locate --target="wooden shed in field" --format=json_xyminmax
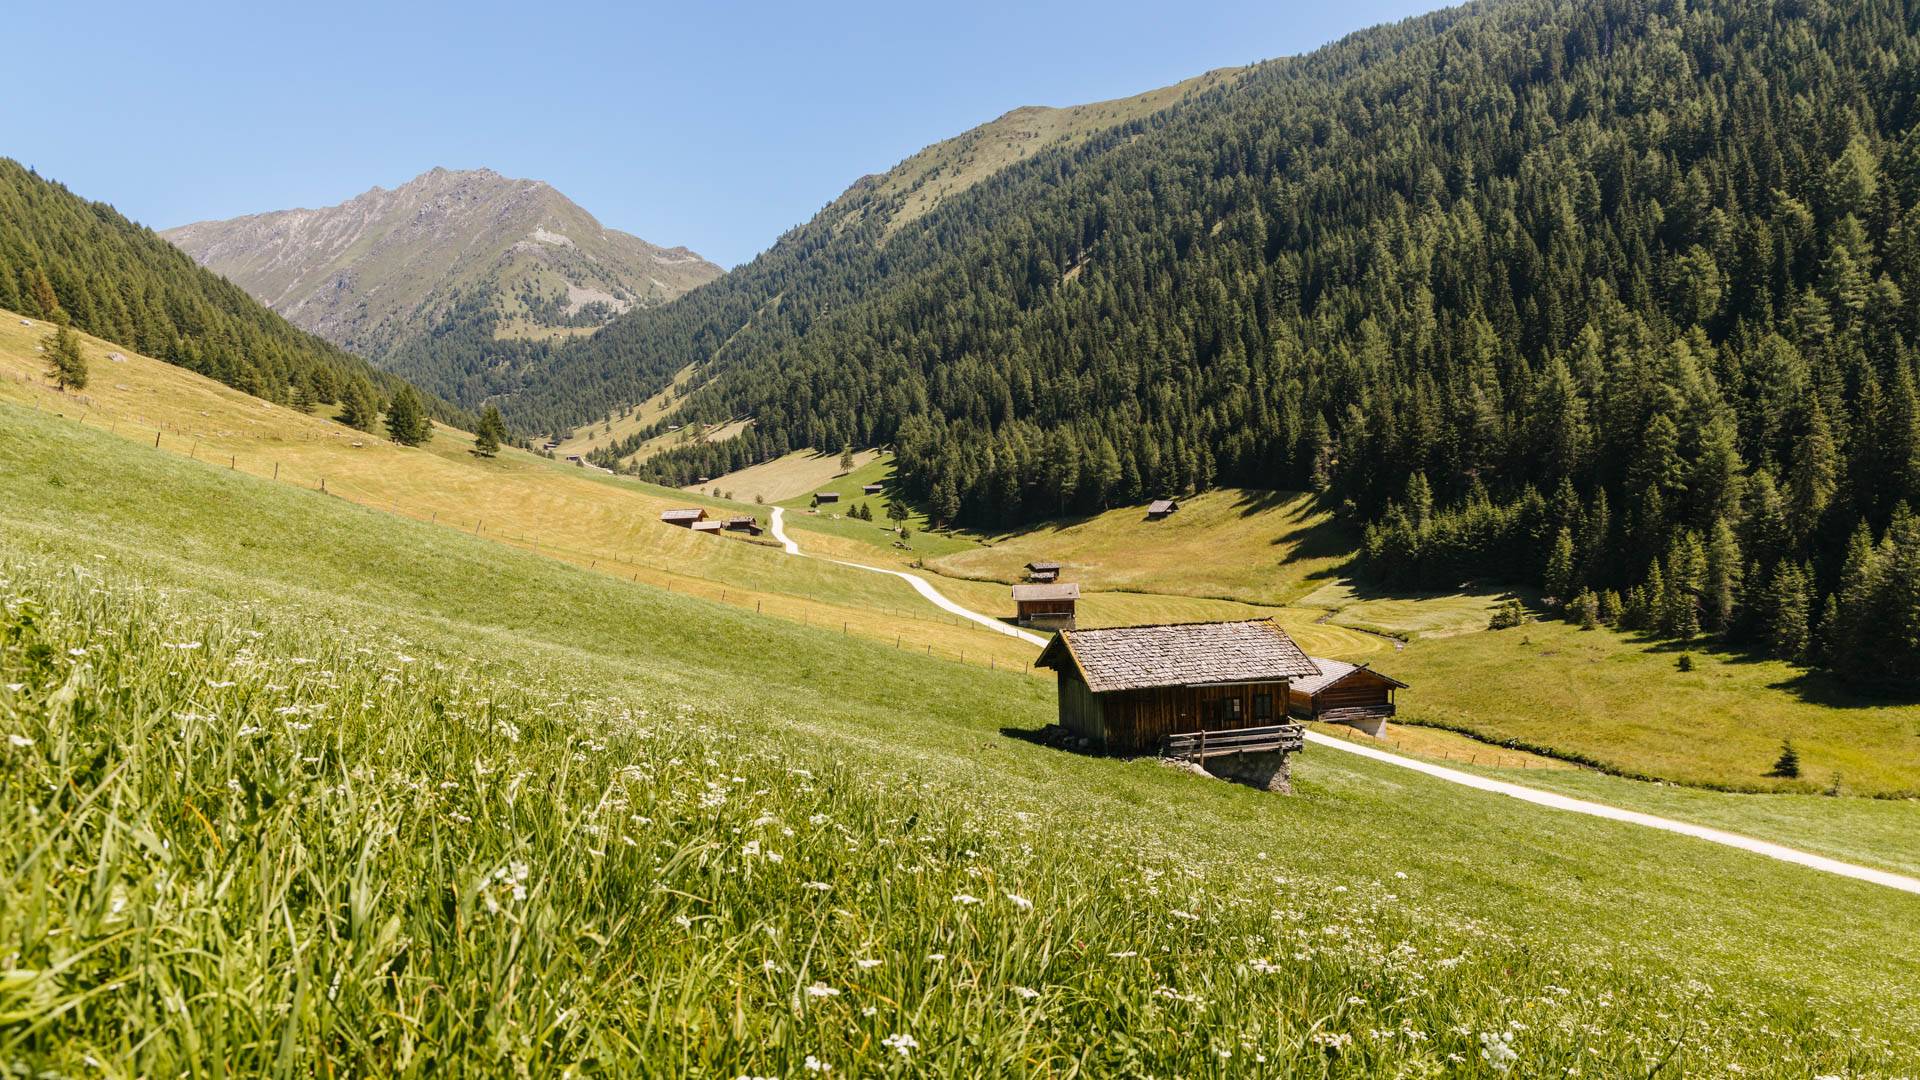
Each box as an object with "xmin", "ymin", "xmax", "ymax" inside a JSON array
[
  {"xmin": 1025, "ymin": 560, "xmax": 1062, "ymax": 583},
  {"xmin": 1036, "ymin": 619, "xmax": 1317, "ymax": 755},
  {"xmin": 863, "ymin": 483, "xmax": 884, "ymax": 495},
  {"xmin": 1012, "ymin": 582, "xmax": 1078, "ymax": 630},
  {"xmin": 690, "ymin": 520, "xmax": 725, "ymax": 534},
  {"xmin": 1147, "ymin": 498, "xmax": 1180, "ymax": 520},
  {"xmin": 814, "ymin": 491, "xmax": 841, "ymax": 504},
  {"xmin": 661, "ymin": 508, "xmax": 707, "ymax": 527},
  {"xmin": 1288, "ymin": 658, "xmax": 1406, "ymax": 736},
  {"xmin": 723, "ymin": 515, "xmax": 763, "ymax": 536}
]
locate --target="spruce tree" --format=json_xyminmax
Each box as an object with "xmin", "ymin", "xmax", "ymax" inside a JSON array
[
  {"xmin": 385, "ymin": 386, "xmax": 432, "ymax": 446},
  {"xmin": 1543, "ymin": 527, "xmax": 1578, "ymax": 604},
  {"xmin": 338, "ymin": 378, "xmax": 381, "ymax": 432},
  {"xmin": 839, "ymin": 443, "xmax": 856, "ymax": 471},
  {"xmin": 1702, "ymin": 519, "xmax": 1742, "ymax": 635},
  {"xmin": 473, "ymin": 405, "xmax": 507, "ymax": 457},
  {"xmin": 42, "ymin": 325, "xmax": 88, "ymax": 391}
]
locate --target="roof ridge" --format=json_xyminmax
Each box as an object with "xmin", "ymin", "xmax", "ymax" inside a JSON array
[{"xmin": 1065, "ymin": 617, "xmax": 1274, "ymax": 634}]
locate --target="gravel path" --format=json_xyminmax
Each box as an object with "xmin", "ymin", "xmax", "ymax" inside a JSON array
[{"xmin": 765, "ymin": 506, "xmax": 1920, "ymax": 894}]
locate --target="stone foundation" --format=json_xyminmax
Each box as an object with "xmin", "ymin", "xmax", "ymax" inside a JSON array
[{"xmin": 1200, "ymin": 750, "xmax": 1293, "ymax": 794}]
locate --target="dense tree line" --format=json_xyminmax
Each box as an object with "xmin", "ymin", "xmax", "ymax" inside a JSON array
[
  {"xmin": 0, "ymin": 159, "xmax": 468, "ymax": 428},
  {"xmin": 534, "ymin": 0, "xmax": 1920, "ymax": 684}
]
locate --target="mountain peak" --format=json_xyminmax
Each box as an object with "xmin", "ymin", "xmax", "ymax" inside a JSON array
[{"xmin": 161, "ymin": 172, "xmax": 722, "ymax": 383}]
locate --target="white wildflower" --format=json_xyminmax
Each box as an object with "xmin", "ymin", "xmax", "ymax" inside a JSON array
[
  {"xmin": 1012, "ymin": 986, "xmax": 1040, "ymax": 1000},
  {"xmin": 855, "ymin": 958, "xmax": 882, "ymax": 969},
  {"xmin": 7, "ymin": 734, "xmax": 33, "ymax": 748},
  {"xmin": 952, "ymin": 893, "xmax": 981, "ymax": 906},
  {"xmin": 804, "ymin": 983, "xmax": 840, "ymax": 998},
  {"xmin": 802, "ymin": 881, "xmax": 831, "ymax": 892},
  {"xmin": 803, "ymin": 1056, "xmax": 830, "ymax": 1074},
  {"xmin": 1005, "ymin": 893, "xmax": 1033, "ymax": 911},
  {"xmin": 1480, "ymin": 1031, "xmax": 1518, "ymax": 1073},
  {"xmin": 881, "ymin": 1033, "xmax": 917, "ymax": 1058}
]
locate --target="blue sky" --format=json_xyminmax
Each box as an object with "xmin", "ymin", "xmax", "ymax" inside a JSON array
[{"xmin": 7, "ymin": 0, "xmax": 1442, "ymax": 267}]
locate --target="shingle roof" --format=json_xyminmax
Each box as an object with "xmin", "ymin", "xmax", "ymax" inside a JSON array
[
  {"xmin": 1013, "ymin": 583, "xmax": 1080, "ymax": 602},
  {"xmin": 1026, "ymin": 560, "xmax": 1063, "ymax": 572},
  {"xmin": 1039, "ymin": 619, "xmax": 1317, "ymax": 692},
  {"xmin": 1147, "ymin": 499, "xmax": 1179, "ymax": 514},
  {"xmin": 1292, "ymin": 657, "xmax": 1409, "ymax": 695},
  {"xmin": 660, "ymin": 508, "xmax": 706, "ymax": 522},
  {"xmin": 690, "ymin": 520, "xmax": 725, "ymax": 532}
]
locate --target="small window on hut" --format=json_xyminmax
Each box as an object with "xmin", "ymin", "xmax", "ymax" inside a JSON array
[
  {"xmin": 1224, "ymin": 697, "xmax": 1244, "ymax": 721},
  {"xmin": 1253, "ymin": 693, "xmax": 1272, "ymax": 720}
]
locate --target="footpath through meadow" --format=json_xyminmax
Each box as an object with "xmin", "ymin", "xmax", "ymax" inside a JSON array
[{"xmin": 766, "ymin": 506, "xmax": 1920, "ymax": 894}]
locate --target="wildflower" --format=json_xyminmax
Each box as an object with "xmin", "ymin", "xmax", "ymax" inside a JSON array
[
  {"xmin": 3, "ymin": 683, "xmax": 22, "ymax": 693},
  {"xmin": 1108, "ymin": 950, "xmax": 1138, "ymax": 959},
  {"xmin": 881, "ymin": 1033, "xmax": 917, "ymax": 1059},
  {"xmin": 67, "ymin": 647, "xmax": 87, "ymax": 657},
  {"xmin": 7, "ymin": 734, "xmax": 33, "ymax": 748},
  {"xmin": 1312, "ymin": 1032, "xmax": 1352, "ymax": 1051},
  {"xmin": 803, "ymin": 1056, "xmax": 831, "ymax": 1074},
  {"xmin": 926, "ymin": 953, "xmax": 946, "ymax": 962},
  {"xmin": 802, "ymin": 881, "xmax": 832, "ymax": 892},
  {"xmin": 952, "ymin": 893, "xmax": 981, "ymax": 906},
  {"xmin": 1005, "ymin": 893, "xmax": 1033, "ymax": 911},
  {"xmin": 1012, "ymin": 986, "xmax": 1040, "ymax": 1000},
  {"xmin": 1480, "ymin": 1031, "xmax": 1518, "ymax": 1073},
  {"xmin": 742, "ymin": 840, "xmax": 762, "ymax": 858},
  {"xmin": 206, "ymin": 680, "xmax": 236, "ymax": 689},
  {"xmin": 855, "ymin": 958, "xmax": 882, "ymax": 969},
  {"xmin": 804, "ymin": 983, "xmax": 840, "ymax": 998},
  {"xmin": 161, "ymin": 641, "xmax": 200, "ymax": 650}
]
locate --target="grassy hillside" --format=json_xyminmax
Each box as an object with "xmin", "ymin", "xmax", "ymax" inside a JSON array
[
  {"xmin": 5, "ymin": 399, "xmax": 1920, "ymax": 1073},
  {"xmin": 1390, "ymin": 616, "xmax": 1920, "ymax": 797},
  {"xmin": 929, "ymin": 489, "xmax": 1354, "ymax": 605},
  {"xmin": 0, "ymin": 310, "xmax": 1036, "ymax": 673}
]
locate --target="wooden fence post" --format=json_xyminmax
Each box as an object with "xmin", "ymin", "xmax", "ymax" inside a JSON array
[{"xmin": 273, "ymin": 462, "xmax": 280, "ymax": 480}]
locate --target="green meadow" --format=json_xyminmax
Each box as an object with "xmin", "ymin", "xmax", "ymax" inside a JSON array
[{"xmin": 4, "ymin": 401, "xmax": 1920, "ymax": 1075}]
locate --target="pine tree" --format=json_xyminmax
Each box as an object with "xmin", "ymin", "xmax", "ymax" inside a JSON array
[
  {"xmin": 1702, "ymin": 519, "xmax": 1742, "ymax": 635},
  {"xmin": 385, "ymin": 385, "xmax": 432, "ymax": 447},
  {"xmin": 338, "ymin": 377, "xmax": 381, "ymax": 432},
  {"xmin": 839, "ymin": 443, "xmax": 856, "ymax": 471},
  {"xmin": 1767, "ymin": 561, "xmax": 1812, "ymax": 661},
  {"xmin": 1543, "ymin": 527, "xmax": 1578, "ymax": 604},
  {"xmin": 1785, "ymin": 399, "xmax": 1837, "ymax": 535},
  {"xmin": 42, "ymin": 325, "xmax": 88, "ymax": 391},
  {"xmin": 473, "ymin": 405, "xmax": 507, "ymax": 457}
]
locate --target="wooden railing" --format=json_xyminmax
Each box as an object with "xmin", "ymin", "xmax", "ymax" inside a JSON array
[
  {"xmin": 1318, "ymin": 705, "xmax": 1395, "ymax": 724},
  {"xmin": 1163, "ymin": 723, "xmax": 1305, "ymax": 762}
]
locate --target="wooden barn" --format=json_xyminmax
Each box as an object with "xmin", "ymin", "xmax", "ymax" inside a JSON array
[
  {"xmin": 863, "ymin": 483, "xmax": 884, "ymax": 495},
  {"xmin": 1012, "ymin": 582, "xmax": 1078, "ymax": 630},
  {"xmin": 814, "ymin": 491, "xmax": 841, "ymax": 504},
  {"xmin": 1147, "ymin": 498, "xmax": 1180, "ymax": 520},
  {"xmin": 690, "ymin": 520, "xmax": 725, "ymax": 534},
  {"xmin": 1025, "ymin": 560, "xmax": 1062, "ymax": 583},
  {"xmin": 660, "ymin": 508, "xmax": 707, "ymax": 527},
  {"xmin": 1036, "ymin": 619, "xmax": 1318, "ymax": 755},
  {"xmin": 1288, "ymin": 658, "xmax": 1406, "ymax": 736},
  {"xmin": 723, "ymin": 515, "xmax": 763, "ymax": 536}
]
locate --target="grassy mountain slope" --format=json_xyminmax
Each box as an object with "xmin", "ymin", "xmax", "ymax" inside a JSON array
[
  {"xmin": 502, "ymin": 69, "xmax": 1250, "ymax": 439},
  {"xmin": 164, "ymin": 168, "xmax": 721, "ymax": 407},
  {"xmin": 4, "ymin": 398, "xmax": 1919, "ymax": 1073},
  {"xmin": 0, "ymin": 158, "xmax": 456, "ymax": 422}
]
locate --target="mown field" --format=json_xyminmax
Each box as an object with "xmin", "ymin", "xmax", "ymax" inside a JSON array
[{"xmin": 4, "ymin": 395, "xmax": 1920, "ymax": 1074}]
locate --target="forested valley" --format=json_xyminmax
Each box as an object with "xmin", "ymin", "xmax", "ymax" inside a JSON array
[{"xmin": 515, "ymin": 0, "xmax": 1920, "ymax": 686}]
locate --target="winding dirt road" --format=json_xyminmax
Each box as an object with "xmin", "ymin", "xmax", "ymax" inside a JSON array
[{"xmin": 765, "ymin": 507, "xmax": 1920, "ymax": 895}]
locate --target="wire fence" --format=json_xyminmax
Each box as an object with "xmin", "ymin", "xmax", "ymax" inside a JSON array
[{"xmin": 6, "ymin": 381, "xmax": 1046, "ymax": 679}]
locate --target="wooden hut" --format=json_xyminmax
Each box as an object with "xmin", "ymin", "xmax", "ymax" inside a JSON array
[
  {"xmin": 1025, "ymin": 560, "xmax": 1062, "ymax": 583},
  {"xmin": 1012, "ymin": 582, "xmax": 1079, "ymax": 630},
  {"xmin": 660, "ymin": 508, "xmax": 707, "ymax": 527},
  {"xmin": 690, "ymin": 520, "xmax": 725, "ymax": 534},
  {"xmin": 1287, "ymin": 658, "xmax": 1406, "ymax": 736},
  {"xmin": 1147, "ymin": 498, "xmax": 1180, "ymax": 520},
  {"xmin": 863, "ymin": 483, "xmax": 885, "ymax": 495},
  {"xmin": 723, "ymin": 515, "xmax": 763, "ymax": 536},
  {"xmin": 814, "ymin": 491, "xmax": 841, "ymax": 504},
  {"xmin": 1035, "ymin": 620, "xmax": 1317, "ymax": 754}
]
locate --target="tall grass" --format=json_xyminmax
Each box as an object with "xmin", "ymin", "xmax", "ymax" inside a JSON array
[{"xmin": 2, "ymin": 558, "xmax": 1908, "ymax": 1076}]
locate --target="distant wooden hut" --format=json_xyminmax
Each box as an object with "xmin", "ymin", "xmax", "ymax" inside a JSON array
[
  {"xmin": 1012, "ymin": 582, "xmax": 1079, "ymax": 630},
  {"xmin": 814, "ymin": 491, "xmax": 841, "ymax": 504},
  {"xmin": 1035, "ymin": 619, "xmax": 1317, "ymax": 754},
  {"xmin": 723, "ymin": 515, "xmax": 764, "ymax": 536},
  {"xmin": 1025, "ymin": 560, "xmax": 1062, "ymax": 583},
  {"xmin": 1288, "ymin": 658, "xmax": 1406, "ymax": 736},
  {"xmin": 690, "ymin": 520, "xmax": 725, "ymax": 534},
  {"xmin": 1147, "ymin": 498, "xmax": 1180, "ymax": 519},
  {"xmin": 863, "ymin": 483, "xmax": 884, "ymax": 495},
  {"xmin": 660, "ymin": 508, "xmax": 707, "ymax": 527}
]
